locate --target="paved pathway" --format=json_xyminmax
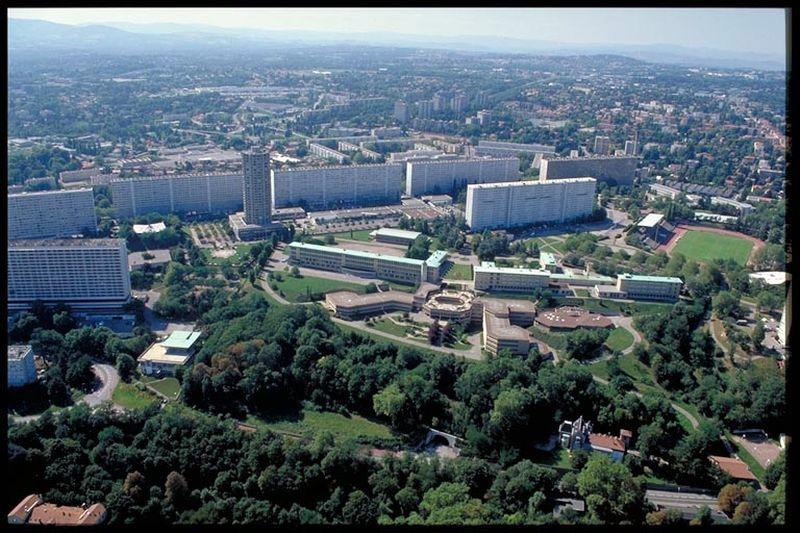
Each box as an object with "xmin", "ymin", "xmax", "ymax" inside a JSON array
[
  {"xmin": 257, "ymin": 277, "xmax": 484, "ymax": 361},
  {"xmin": 615, "ymin": 316, "xmax": 644, "ymax": 354},
  {"xmin": 9, "ymin": 364, "xmax": 124, "ymax": 424},
  {"xmin": 592, "ymin": 375, "xmax": 699, "ymax": 430}
]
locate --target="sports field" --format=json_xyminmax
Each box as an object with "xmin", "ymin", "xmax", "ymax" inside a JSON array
[{"xmin": 672, "ymin": 230, "xmax": 753, "ymax": 265}]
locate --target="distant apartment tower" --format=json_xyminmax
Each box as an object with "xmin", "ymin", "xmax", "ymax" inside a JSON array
[
  {"xmin": 110, "ymin": 172, "xmax": 243, "ymax": 219},
  {"xmin": 416, "ymin": 100, "xmax": 433, "ymax": 119},
  {"xmin": 8, "ymin": 238, "xmax": 131, "ymax": 310},
  {"xmin": 594, "ymin": 136, "xmax": 611, "ymax": 155},
  {"xmin": 8, "ymin": 345, "xmax": 37, "ymax": 388},
  {"xmin": 394, "ymin": 101, "xmax": 409, "ymax": 123},
  {"xmin": 271, "ymin": 163, "xmax": 404, "ymax": 210},
  {"xmin": 465, "ymin": 178, "xmax": 597, "ymax": 231},
  {"xmin": 7, "ymin": 188, "xmax": 96, "ymax": 240},
  {"xmin": 308, "ymin": 143, "xmax": 349, "ymax": 164},
  {"xmin": 451, "ymin": 94, "xmax": 468, "ymax": 113},
  {"xmin": 405, "ymin": 157, "xmax": 520, "ymax": 197},
  {"xmin": 432, "ymin": 93, "xmax": 448, "ymax": 112},
  {"xmin": 540, "ymin": 155, "xmax": 638, "ymax": 187},
  {"xmin": 624, "ymin": 139, "xmax": 638, "ymax": 156}
]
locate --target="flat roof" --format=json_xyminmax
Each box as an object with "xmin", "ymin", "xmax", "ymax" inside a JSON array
[
  {"xmin": 132, "ymin": 222, "xmax": 167, "ymax": 234},
  {"xmin": 637, "ymin": 213, "xmax": 665, "ymax": 228},
  {"xmin": 369, "ymin": 227, "xmax": 421, "ymax": 240},
  {"xmin": 8, "ymin": 345, "xmax": 32, "ymax": 361},
  {"xmin": 475, "ymin": 261, "xmax": 551, "ymax": 277},
  {"xmin": 288, "ymin": 241, "xmax": 425, "ymax": 266},
  {"xmin": 159, "ymin": 330, "xmax": 201, "ymax": 349},
  {"xmin": 619, "ymin": 273, "xmax": 683, "ymax": 283},
  {"xmin": 138, "ymin": 343, "xmax": 193, "ymax": 365},
  {"xmin": 8, "ymin": 187, "xmax": 93, "ymax": 198},
  {"xmin": 468, "ymin": 177, "xmax": 595, "ymax": 190},
  {"xmin": 9, "ymin": 238, "xmax": 124, "ymax": 248},
  {"xmin": 550, "ymin": 272, "xmax": 615, "ymax": 283},
  {"xmin": 425, "ymin": 250, "xmax": 449, "ymax": 268},
  {"xmin": 749, "ymin": 271, "xmax": 790, "ymax": 285},
  {"xmin": 128, "ymin": 249, "xmax": 172, "ymax": 267},
  {"xmin": 326, "ymin": 290, "xmax": 414, "ymax": 308}
]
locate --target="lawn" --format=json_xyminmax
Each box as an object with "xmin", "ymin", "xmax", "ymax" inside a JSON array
[
  {"xmin": 272, "ymin": 274, "xmax": 367, "ymax": 302},
  {"xmin": 146, "ymin": 377, "xmax": 181, "ymax": 400},
  {"xmin": 444, "ymin": 263, "xmax": 473, "ymax": 281},
  {"xmin": 528, "ymin": 326, "xmax": 567, "ymax": 351},
  {"xmin": 673, "ymin": 230, "xmax": 754, "ymax": 266},
  {"xmin": 553, "ymin": 297, "xmax": 674, "ymax": 317},
  {"xmin": 112, "ymin": 382, "xmax": 159, "ymax": 410},
  {"xmin": 588, "ymin": 352, "xmax": 654, "ymax": 387},
  {"xmin": 370, "ymin": 318, "xmax": 415, "ymax": 337},
  {"xmin": 727, "ymin": 433, "xmax": 766, "ymax": 481},
  {"xmin": 335, "ymin": 322, "xmax": 447, "ymax": 359},
  {"xmin": 247, "ymin": 408, "xmax": 394, "ymax": 441},
  {"xmin": 604, "ymin": 327, "xmax": 635, "ymax": 352}
]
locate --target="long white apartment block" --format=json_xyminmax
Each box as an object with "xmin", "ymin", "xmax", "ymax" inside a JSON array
[
  {"xmin": 8, "ymin": 188, "xmax": 97, "ymax": 240},
  {"xmin": 465, "ymin": 177, "xmax": 596, "ymax": 231},
  {"xmin": 540, "ymin": 155, "xmax": 638, "ymax": 187},
  {"xmin": 308, "ymin": 143, "xmax": 349, "ymax": 164},
  {"xmin": 110, "ymin": 172, "xmax": 243, "ymax": 219},
  {"xmin": 405, "ymin": 157, "xmax": 520, "ymax": 197},
  {"xmin": 271, "ymin": 163, "xmax": 403, "ymax": 210},
  {"xmin": 475, "ymin": 140, "xmax": 556, "ymax": 158},
  {"xmin": 473, "ymin": 262, "xmax": 552, "ymax": 292},
  {"xmin": 287, "ymin": 242, "xmax": 447, "ymax": 285},
  {"xmin": 8, "ymin": 238, "xmax": 131, "ymax": 310}
]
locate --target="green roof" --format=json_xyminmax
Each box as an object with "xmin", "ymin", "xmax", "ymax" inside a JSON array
[
  {"xmin": 425, "ymin": 250, "xmax": 449, "ymax": 268},
  {"xmin": 160, "ymin": 330, "xmax": 201, "ymax": 349},
  {"xmin": 619, "ymin": 273, "xmax": 683, "ymax": 283}
]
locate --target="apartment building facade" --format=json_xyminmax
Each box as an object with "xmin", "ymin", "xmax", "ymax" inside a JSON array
[
  {"xmin": 8, "ymin": 188, "xmax": 97, "ymax": 240},
  {"xmin": 405, "ymin": 157, "xmax": 520, "ymax": 197}
]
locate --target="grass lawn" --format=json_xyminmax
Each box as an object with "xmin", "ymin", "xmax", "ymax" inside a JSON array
[
  {"xmin": 370, "ymin": 318, "xmax": 414, "ymax": 337},
  {"xmin": 727, "ymin": 433, "xmax": 766, "ymax": 481},
  {"xmin": 323, "ymin": 229, "xmax": 375, "ymax": 242},
  {"xmin": 247, "ymin": 408, "xmax": 394, "ymax": 441},
  {"xmin": 112, "ymin": 382, "xmax": 159, "ymax": 410},
  {"xmin": 444, "ymin": 262, "xmax": 473, "ymax": 281},
  {"xmin": 146, "ymin": 377, "xmax": 181, "ymax": 400},
  {"xmin": 336, "ymin": 322, "xmax": 448, "ymax": 359},
  {"xmin": 272, "ymin": 274, "xmax": 367, "ymax": 302},
  {"xmin": 604, "ymin": 327, "xmax": 635, "ymax": 352},
  {"xmin": 573, "ymin": 288, "xmax": 591, "ymax": 297},
  {"xmin": 530, "ymin": 447, "xmax": 573, "ymax": 469},
  {"xmin": 528, "ymin": 326, "xmax": 567, "ymax": 351},
  {"xmin": 384, "ymin": 281, "xmax": 417, "ymax": 292},
  {"xmin": 589, "ymin": 353, "xmax": 654, "ymax": 386},
  {"xmin": 553, "ymin": 297, "xmax": 674, "ymax": 317},
  {"xmin": 673, "ymin": 230, "xmax": 753, "ymax": 266}
]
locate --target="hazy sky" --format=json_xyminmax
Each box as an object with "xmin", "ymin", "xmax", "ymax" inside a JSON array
[{"xmin": 9, "ymin": 8, "xmax": 787, "ymax": 56}]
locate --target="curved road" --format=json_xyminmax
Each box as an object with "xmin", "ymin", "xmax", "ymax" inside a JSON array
[
  {"xmin": 9, "ymin": 364, "xmax": 122, "ymax": 424},
  {"xmin": 257, "ymin": 277, "xmax": 484, "ymax": 360},
  {"xmin": 592, "ymin": 375, "xmax": 699, "ymax": 430}
]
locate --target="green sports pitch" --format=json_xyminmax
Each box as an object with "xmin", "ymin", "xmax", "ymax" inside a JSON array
[{"xmin": 672, "ymin": 230, "xmax": 753, "ymax": 265}]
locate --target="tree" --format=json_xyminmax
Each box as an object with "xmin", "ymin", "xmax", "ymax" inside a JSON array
[
  {"xmin": 164, "ymin": 471, "xmax": 188, "ymax": 507},
  {"xmin": 117, "ymin": 354, "xmax": 137, "ymax": 382},
  {"xmin": 341, "ymin": 490, "xmax": 379, "ymax": 524},
  {"xmin": 689, "ymin": 505, "xmax": 713, "ymax": 526},
  {"xmin": 750, "ymin": 321, "xmax": 765, "ymax": 351},
  {"xmin": 646, "ymin": 508, "xmax": 684, "ymax": 525},
  {"xmin": 712, "ymin": 291, "xmax": 742, "ymax": 319},
  {"xmin": 763, "ymin": 452, "xmax": 784, "ymax": 490},
  {"xmin": 124, "ymin": 471, "xmax": 148, "ymax": 504},
  {"xmin": 718, "ymin": 483, "xmax": 752, "ymax": 516},
  {"xmin": 577, "ymin": 454, "xmax": 645, "ymax": 524}
]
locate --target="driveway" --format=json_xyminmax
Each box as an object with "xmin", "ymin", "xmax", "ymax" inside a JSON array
[
  {"xmin": 83, "ymin": 364, "xmax": 120, "ymax": 407},
  {"xmin": 731, "ymin": 433, "xmax": 782, "ymax": 469}
]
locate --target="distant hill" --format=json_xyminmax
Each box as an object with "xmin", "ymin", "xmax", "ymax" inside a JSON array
[{"xmin": 8, "ymin": 18, "xmax": 785, "ymax": 71}]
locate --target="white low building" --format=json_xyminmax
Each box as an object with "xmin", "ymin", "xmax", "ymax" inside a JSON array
[{"xmin": 138, "ymin": 330, "xmax": 201, "ymax": 376}]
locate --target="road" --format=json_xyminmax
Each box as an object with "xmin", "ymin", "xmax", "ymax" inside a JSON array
[
  {"xmin": 83, "ymin": 364, "xmax": 120, "ymax": 407},
  {"xmin": 9, "ymin": 363, "xmax": 123, "ymax": 424},
  {"xmin": 257, "ymin": 276, "xmax": 484, "ymax": 361},
  {"xmin": 592, "ymin": 375, "xmax": 699, "ymax": 430},
  {"xmin": 645, "ymin": 489, "xmax": 728, "ymax": 523}
]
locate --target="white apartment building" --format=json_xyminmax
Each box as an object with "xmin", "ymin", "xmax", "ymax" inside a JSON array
[
  {"xmin": 615, "ymin": 274, "xmax": 683, "ymax": 301},
  {"xmin": 308, "ymin": 143, "xmax": 350, "ymax": 164},
  {"xmin": 473, "ymin": 261, "xmax": 551, "ymax": 292},
  {"xmin": 710, "ymin": 196, "xmax": 755, "ymax": 215},
  {"xmin": 110, "ymin": 172, "xmax": 243, "ymax": 219},
  {"xmin": 465, "ymin": 177, "xmax": 596, "ymax": 231},
  {"xmin": 287, "ymin": 242, "xmax": 447, "ymax": 285},
  {"xmin": 474, "ymin": 140, "xmax": 556, "ymax": 158},
  {"xmin": 405, "ymin": 157, "xmax": 520, "ymax": 197},
  {"xmin": 8, "ymin": 238, "xmax": 131, "ymax": 310},
  {"xmin": 8, "ymin": 345, "xmax": 37, "ymax": 388},
  {"xmin": 271, "ymin": 163, "xmax": 403, "ymax": 210},
  {"xmin": 540, "ymin": 155, "xmax": 638, "ymax": 187},
  {"xmin": 648, "ymin": 183, "xmax": 683, "ymax": 200},
  {"xmin": 8, "ymin": 188, "xmax": 97, "ymax": 240}
]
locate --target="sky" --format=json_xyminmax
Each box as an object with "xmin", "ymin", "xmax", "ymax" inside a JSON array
[{"xmin": 8, "ymin": 8, "xmax": 787, "ymax": 57}]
